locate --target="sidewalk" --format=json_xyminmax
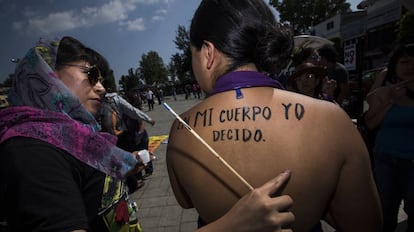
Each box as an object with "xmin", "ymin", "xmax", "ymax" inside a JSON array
[
  {"xmin": 130, "ymin": 95, "xmax": 201, "ymax": 232},
  {"xmin": 129, "ymin": 94, "xmax": 407, "ymax": 232}
]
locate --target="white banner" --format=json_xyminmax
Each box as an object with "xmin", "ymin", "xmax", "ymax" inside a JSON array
[{"xmin": 344, "ymin": 44, "xmax": 357, "ymax": 71}]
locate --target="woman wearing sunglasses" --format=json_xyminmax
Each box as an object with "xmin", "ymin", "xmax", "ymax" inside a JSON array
[
  {"xmin": 0, "ymin": 36, "xmax": 294, "ymax": 232},
  {"xmin": 288, "ymin": 62, "xmax": 337, "ymax": 103}
]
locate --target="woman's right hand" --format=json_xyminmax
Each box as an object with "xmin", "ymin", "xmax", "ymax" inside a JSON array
[
  {"xmin": 125, "ymin": 151, "xmax": 145, "ymax": 177},
  {"xmin": 367, "ymin": 80, "xmax": 409, "ymax": 104},
  {"xmin": 198, "ymin": 170, "xmax": 294, "ymax": 232},
  {"xmin": 364, "ymin": 79, "xmax": 413, "ymax": 129},
  {"xmin": 322, "ymin": 77, "xmax": 337, "ymax": 98}
]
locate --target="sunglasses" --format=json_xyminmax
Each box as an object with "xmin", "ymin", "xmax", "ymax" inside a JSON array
[
  {"xmin": 309, "ymin": 54, "xmax": 321, "ymax": 62},
  {"xmin": 61, "ymin": 63, "xmax": 104, "ymax": 86},
  {"xmin": 296, "ymin": 73, "xmax": 316, "ymax": 81}
]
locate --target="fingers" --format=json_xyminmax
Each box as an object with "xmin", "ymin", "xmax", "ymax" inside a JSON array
[
  {"xmin": 132, "ymin": 151, "xmax": 145, "ymax": 167},
  {"xmin": 278, "ymin": 211, "xmax": 295, "ymax": 228},
  {"xmin": 259, "ymin": 170, "xmax": 291, "ymax": 196},
  {"xmin": 270, "ymin": 208, "xmax": 295, "ymax": 232},
  {"xmin": 273, "ymin": 195, "xmax": 294, "ymax": 212},
  {"xmin": 396, "ymin": 79, "xmax": 414, "ymax": 87}
]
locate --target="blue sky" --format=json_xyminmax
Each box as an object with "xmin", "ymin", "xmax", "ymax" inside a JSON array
[{"xmin": 0, "ymin": 0, "xmax": 361, "ymax": 84}]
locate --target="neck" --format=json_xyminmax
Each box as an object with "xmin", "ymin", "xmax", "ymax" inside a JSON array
[{"xmin": 233, "ymin": 63, "xmax": 258, "ymax": 72}]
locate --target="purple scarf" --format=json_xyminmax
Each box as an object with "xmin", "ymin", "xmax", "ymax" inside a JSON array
[
  {"xmin": 210, "ymin": 71, "xmax": 284, "ymax": 96},
  {"xmin": 0, "ymin": 38, "xmax": 136, "ymax": 179}
]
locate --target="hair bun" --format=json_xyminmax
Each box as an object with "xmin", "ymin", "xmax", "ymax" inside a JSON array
[{"xmin": 255, "ymin": 23, "xmax": 293, "ymax": 74}]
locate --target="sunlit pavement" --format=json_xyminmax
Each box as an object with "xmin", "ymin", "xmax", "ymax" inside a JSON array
[{"xmin": 131, "ymin": 94, "xmax": 202, "ymax": 232}]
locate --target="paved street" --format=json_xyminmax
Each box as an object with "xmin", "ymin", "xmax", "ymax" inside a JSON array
[
  {"xmin": 130, "ymin": 94, "xmax": 201, "ymax": 232},
  {"xmin": 129, "ymin": 94, "xmax": 407, "ymax": 232}
]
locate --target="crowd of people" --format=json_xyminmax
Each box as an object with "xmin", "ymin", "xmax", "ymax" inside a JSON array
[
  {"xmin": 0, "ymin": 34, "xmax": 294, "ymax": 232},
  {"xmin": 0, "ymin": 0, "xmax": 413, "ymax": 231}
]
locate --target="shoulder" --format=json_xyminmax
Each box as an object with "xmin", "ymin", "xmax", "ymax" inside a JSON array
[
  {"xmin": 1, "ymin": 137, "xmax": 64, "ymax": 154},
  {"xmin": 1, "ymin": 137, "xmax": 85, "ymax": 171},
  {"xmin": 335, "ymin": 63, "xmax": 349, "ymax": 74},
  {"xmin": 1, "ymin": 137, "xmax": 104, "ymax": 231},
  {"xmin": 280, "ymin": 90, "xmax": 351, "ymax": 125}
]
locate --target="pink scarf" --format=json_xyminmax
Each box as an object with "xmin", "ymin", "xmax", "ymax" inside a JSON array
[{"xmin": 0, "ymin": 38, "xmax": 137, "ymax": 179}]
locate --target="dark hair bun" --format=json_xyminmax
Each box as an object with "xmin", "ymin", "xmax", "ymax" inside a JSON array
[{"xmin": 255, "ymin": 24, "xmax": 293, "ymax": 74}]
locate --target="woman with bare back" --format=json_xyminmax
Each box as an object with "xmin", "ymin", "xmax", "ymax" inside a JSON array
[{"xmin": 166, "ymin": 0, "xmax": 382, "ymax": 231}]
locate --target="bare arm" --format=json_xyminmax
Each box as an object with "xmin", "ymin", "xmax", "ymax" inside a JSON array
[
  {"xmin": 364, "ymin": 89, "xmax": 394, "ymax": 129},
  {"xmin": 363, "ymin": 68, "xmax": 389, "ymax": 129},
  {"xmin": 196, "ymin": 171, "xmax": 294, "ymax": 232},
  {"xmin": 365, "ymin": 80, "xmax": 411, "ymax": 129}
]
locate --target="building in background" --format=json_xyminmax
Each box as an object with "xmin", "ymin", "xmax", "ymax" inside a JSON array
[{"xmin": 311, "ymin": 0, "xmax": 406, "ymax": 117}]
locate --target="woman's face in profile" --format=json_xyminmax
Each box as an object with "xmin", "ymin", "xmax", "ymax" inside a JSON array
[
  {"xmin": 56, "ymin": 61, "xmax": 106, "ymax": 115},
  {"xmin": 396, "ymin": 55, "xmax": 414, "ymax": 81}
]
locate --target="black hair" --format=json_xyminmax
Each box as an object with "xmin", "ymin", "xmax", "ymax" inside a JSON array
[
  {"xmin": 55, "ymin": 36, "xmax": 110, "ymax": 79},
  {"xmin": 190, "ymin": 0, "xmax": 293, "ymax": 74},
  {"xmin": 292, "ymin": 47, "xmax": 316, "ymax": 67},
  {"xmin": 385, "ymin": 41, "xmax": 414, "ymax": 84},
  {"xmin": 289, "ymin": 64, "xmax": 326, "ymax": 97},
  {"xmin": 318, "ymin": 44, "xmax": 338, "ymax": 63}
]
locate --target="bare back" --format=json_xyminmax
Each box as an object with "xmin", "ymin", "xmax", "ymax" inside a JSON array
[{"xmin": 167, "ymin": 87, "xmax": 381, "ymax": 232}]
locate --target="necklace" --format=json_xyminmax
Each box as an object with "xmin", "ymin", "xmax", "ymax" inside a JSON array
[{"xmin": 210, "ymin": 71, "xmax": 284, "ymax": 99}]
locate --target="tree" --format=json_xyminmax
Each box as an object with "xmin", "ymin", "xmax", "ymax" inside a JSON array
[
  {"xmin": 119, "ymin": 68, "xmax": 141, "ymax": 92},
  {"xmin": 397, "ymin": 11, "xmax": 414, "ymax": 42},
  {"xmin": 169, "ymin": 25, "xmax": 193, "ymax": 82},
  {"xmin": 138, "ymin": 51, "xmax": 168, "ymax": 86},
  {"xmin": 168, "ymin": 53, "xmax": 187, "ymax": 82},
  {"xmin": 269, "ymin": 0, "xmax": 351, "ymax": 35},
  {"xmin": 103, "ymin": 69, "xmax": 117, "ymax": 92},
  {"xmin": 1, "ymin": 74, "xmax": 13, "ymax": 88}
]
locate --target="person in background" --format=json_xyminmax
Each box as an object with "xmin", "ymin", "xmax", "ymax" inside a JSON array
[
  {"xmin": 364, "ymin": 41, "xmax": 414, "ymax": 232},
  {"xmin": 318, "ymin": 44, "xmax": 350, "ymax": 106},
  {"xmin": 0, "ymin": 36, "xmax": 296, "ymax": 232},
  {"xmin": 156, "ymin": 88, "xmax": 163, "ymax": 105},
  {"xmin": 172, "ymin": 86, "xmax": 177, "ymax": 101},
  {"xmin": 146, "ymin": 88, "xmax": 155, "ymax": 110},
  {"xmin": 278, "ymin": 47, "xmax": 321, "ymax": 89},
  {"xmin": 292, "ymin": 47, "xmax": 321, "ymax": 67},
  {"xmin": 287, "ymin": 62, "xmax": 336, "ymax": 103},
  {"xmin": 99, "ymin": 89, "xmax": 155, "ymax": 136},
  {"xmin": 117, "ymin": 116, "xmax": 154, "ymax": 193},
  {"xmin": 166, "ymin": 0, "xmax": 381, "ymax": 231},
  {"xmin": 135, "ymin": 119, "xmax": 155, "ymax": 177}
]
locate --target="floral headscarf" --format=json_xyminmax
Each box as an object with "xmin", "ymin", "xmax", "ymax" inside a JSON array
[{"xmin": 0, "ymin": 38, "xmax": 137, "ymax": 179}]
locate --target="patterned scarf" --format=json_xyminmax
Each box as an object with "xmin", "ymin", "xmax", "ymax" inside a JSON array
[{"xmin": 0, "ymin": 38, "xmax": 136, "ymax": 179}]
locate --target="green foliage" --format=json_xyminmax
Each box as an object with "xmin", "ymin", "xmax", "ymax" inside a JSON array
[
  {"xmin": 175, "ymin": 25, "xmax": 190, "ymax": 51},
  {"xmin": 269, "ymin": 0, "xmax": 350, "ymax": 34},
  {"xmin": 169, "ymin": 53, "xmax": 187, "ymax": 82},
  {"xmin": 1, "ymin": 74, "xmax": 14, "ymax": 88},
  {"xmin": 103, "ymin": 69, "xmax": 117, "ymax": 92},
  {"xmin": 138, "ymin": 51, "xmax": 167, "ymax": 86},
  {"xmin": 119, "ymin": 68, "xmax": 141, "ymax": 92},
  {"xmin": 169, "ymin": 25, "xmax": 193, "ymax": 82},
  {"xmin": 397, "ymin": 11, "xmax": 414, "ymax": 42}
]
